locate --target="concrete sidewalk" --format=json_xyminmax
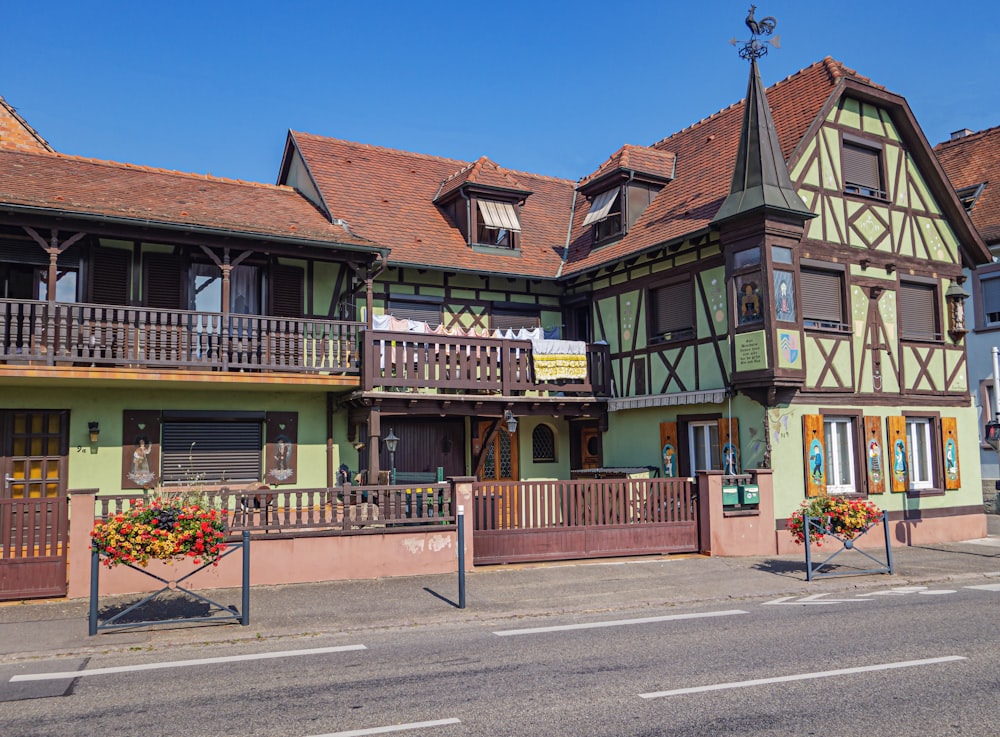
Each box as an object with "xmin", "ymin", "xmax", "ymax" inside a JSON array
[{"xmin": 2, "ymin": 517, "xmax": 999, "ymax": 661}]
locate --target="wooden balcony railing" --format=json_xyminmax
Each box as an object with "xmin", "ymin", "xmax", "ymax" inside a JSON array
[
  {"xmin": 362, "ymin": 330, "xmax": 610, "ymax": 396},
  {"xmin": 0, "ymin": 300, "xmax": 610, "ymax": 396},
  {"xmin": 0, "ymin": 299, "xmax": 361, "ymax": 374}
]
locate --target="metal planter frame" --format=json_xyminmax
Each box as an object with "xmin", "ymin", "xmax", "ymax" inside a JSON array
[
  {"xmin": 89, "ymin": 530, "xmax": 250, "ymax": 635},
  {"xmin": 804, "ymin": 511, "xmax": 895, "ymax": 581}
]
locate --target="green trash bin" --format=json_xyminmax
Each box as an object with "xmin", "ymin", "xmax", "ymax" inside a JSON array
[
  {"xmin": 738, "ymin": 484, "xmax": 760, "ymax": 507},
  {"xmin": 722, "ymin": 485, "xmax": 739, "ymax": 507}
]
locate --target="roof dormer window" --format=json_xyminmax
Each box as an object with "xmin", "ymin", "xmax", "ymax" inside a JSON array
[
  {"xmin": 583, "ymin": 187, "xmax": 623, "ymax": 242},
  {"xmin": 476, "ymin": 199, "xmax": 521, "ymax": 248}
]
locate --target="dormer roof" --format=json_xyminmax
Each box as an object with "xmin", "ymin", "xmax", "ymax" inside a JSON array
[
  {"xmin": 435, "ymin": 156, "xmax": 532, "ymax": 203},
  {"xmin": 578, "ymin": 145, "xmax": 676, "ymax": 193}
]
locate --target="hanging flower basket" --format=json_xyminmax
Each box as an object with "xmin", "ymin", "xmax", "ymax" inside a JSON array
[
  {"xmin": 787, "ymin": 495, "xmax": 882, "ymax": 547},
  {"xmin": 91, "ymin": 497, "xmax": 228, "ymax": 568}
]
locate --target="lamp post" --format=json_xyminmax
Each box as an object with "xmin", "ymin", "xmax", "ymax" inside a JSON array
[{"xmin": 384, "ymin": 428, "xmax": 399, "ymax": 484}]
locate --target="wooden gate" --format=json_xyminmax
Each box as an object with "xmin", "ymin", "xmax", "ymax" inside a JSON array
[
  {"xmin": 472, "ymin": 478, "xmax": 698, "ymax": 565},
  {"xmin": 0, "ymin": 497, "xmax": 69, "ymax": 599}
]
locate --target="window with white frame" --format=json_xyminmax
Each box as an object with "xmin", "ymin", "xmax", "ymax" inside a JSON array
[
  {"xmin": 823, "ymin": 417, "xmax": 856, "ymax": 494},
  {"xmin": 689, "ymin": 421, "xmax": 720, "ymax": 473},
  {"xmin": 906, "ymin": 417, "xmax": 935, "ymax": 490},
  {"xmin": 980, "ymin": 275, "xmax": 1000, "ymax": 327}
]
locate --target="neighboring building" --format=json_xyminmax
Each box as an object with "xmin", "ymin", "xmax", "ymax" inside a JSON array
[
  {"xmin": 0, "ymin": 95, "xmax": 52, "ymax": 153},
  {"xmin": 935, "ymin": 126, "xmax": 1000, "ymax": 509},
  {"xmin": 0, "ymin": 53, "xmax": 989, "ymax": 575}
]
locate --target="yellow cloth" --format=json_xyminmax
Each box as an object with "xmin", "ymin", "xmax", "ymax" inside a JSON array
[{"xmin": 533, "ymin": 354, "xmax": 587, "ymax": 381}]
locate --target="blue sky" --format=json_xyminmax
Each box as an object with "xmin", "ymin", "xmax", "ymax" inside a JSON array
[{"xmin": 4, "ymin": 1, "xmax": 997, "ymax": 184}]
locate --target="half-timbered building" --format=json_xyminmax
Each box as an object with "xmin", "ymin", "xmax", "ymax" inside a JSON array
[{"xmin": 0, "ymin": 52, "xmax": 990, "ymax": 597}]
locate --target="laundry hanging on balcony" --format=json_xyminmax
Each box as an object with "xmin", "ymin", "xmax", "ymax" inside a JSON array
[{"xmin": 529, "ymin": 338, "xmax": 588, "ymax": 381}]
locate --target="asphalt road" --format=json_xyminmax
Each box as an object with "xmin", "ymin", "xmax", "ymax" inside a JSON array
[{"xmin": 3, "ymin": 583, "xmax": 999, "ymax": 736}]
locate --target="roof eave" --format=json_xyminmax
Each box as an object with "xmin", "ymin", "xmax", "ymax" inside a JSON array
[{"xmin": 0, "ymin": 202, "xmax": 388, "ymax": 258}]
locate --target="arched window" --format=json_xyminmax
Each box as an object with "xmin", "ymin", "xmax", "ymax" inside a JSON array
[{"xmin": 532, "ymin": 424, "xmax": 556, "ymax": 463}]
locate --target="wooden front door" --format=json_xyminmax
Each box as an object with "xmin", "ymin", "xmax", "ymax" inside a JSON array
[
  {"xmin": 477, "ymin": 420, "xmax": 518, "ymax": 481},
  {"xmin": 0, "ymin": 410, "xmax": 69, "ymax": 600},
  {"xmin": 579, "ymin": 427, "xmax": 601, "ymax": 469}
]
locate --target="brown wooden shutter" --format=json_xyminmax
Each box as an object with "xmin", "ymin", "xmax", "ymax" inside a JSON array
[
  {"xmin": 490, "ymin": 309, "xmax": 541, "ymax": 331},
  {"xmin": 90, "ymin": 247, "xmax": 131, "ymax": 305},
  {"xmin": 121, "ymin": 410, "xmax": 161, "ymax": 489},
  {"xmin": 143, "ymin": 252, "xmax": 183, "ymax": 310},
  {"xmin": 659, "ymin": 421, "xmax": 678, "ymax": 478},
  {"xmin": 899, "ymin": 283, "xmax": 938, "ymax": 341},
  {"xmin": 941, "ymin": 417, "xmax": 960, "ymax": 490},
  {"xmin": 388, "ymin": 300, "xmax": 442, "ymax": 328},
  {"xmin": 800, "ymin": 269, "xmax": 843, "ymax": 326},
  {"xmin": 842, "ymin": 142, "xmax": 881, "ymax": 191},
  {"xmin": 651, "ymin": 281, "xmax": 694, "ymax": 337},
  {"xmin": 717, "ymin": 417, "xmax": 740, "ymax": 475},
  {"xmin": 264, "ymin": 411, "xmax": 298, "ymax": 486},
  {"xmin": 270, "ymin": 263, "xmax": 304, "ymax": 318},
  {"xmin": 863, "ymin": 416, "xmax": 886, "ymax": 494},
  {"xmin": 802, "ymin": 414, "xmax": 826, "ymax": 497},
  {"xmin": 886, "ymin": 415, "xmax": 909, "ymax": 492}
]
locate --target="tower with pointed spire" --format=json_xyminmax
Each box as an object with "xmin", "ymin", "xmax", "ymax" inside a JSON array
[{"xmin": 713, "ymin": 9, "xmax": 816, "ymax": 401}]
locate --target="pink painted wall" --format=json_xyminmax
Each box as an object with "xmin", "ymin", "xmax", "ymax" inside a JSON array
[
  {"xmin": 774, "ymin": 511, "xmax": 988, "ymax": 555},
  {"xmin": 68, "ymin": 483, "xmax": 475, "ymax": 599},
  {"xmin": 698, "ymin": 469, "xmax": 778, "ymax": 557}
]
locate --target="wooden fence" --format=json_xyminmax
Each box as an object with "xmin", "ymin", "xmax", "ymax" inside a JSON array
[{"xmin": 94, "ymin": 484, "xmax": 456, "ymax": 538}]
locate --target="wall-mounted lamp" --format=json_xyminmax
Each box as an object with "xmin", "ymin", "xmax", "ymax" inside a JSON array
[
  {"xmin": 946, "ymin": 280, "xmax": 970, "ymax": 340},
  {"xmin": 504, "ymin": 410, "xmax": 519, "ymax": 434},
  {"xmin": 384, "ymin": 428, "xmax": 399, "ymax": 485},
  {"xmin": 88, "ymin": 421, "xmax": 100, "ymax": 444}
]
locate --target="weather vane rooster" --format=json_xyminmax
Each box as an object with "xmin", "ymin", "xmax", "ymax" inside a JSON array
[{"xmin": 731, "ymin": 5, "xmax": 780, "ymax": 61}]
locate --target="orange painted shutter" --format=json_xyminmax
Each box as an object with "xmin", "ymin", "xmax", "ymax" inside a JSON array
[
  {"xmin": 659, "ymin": 421, "xmax": 678, "ymax": 478},
  {"xmin": 886, "ymin": 416, "xmax": 909, "ymax": 493},
  {"xmin": 717, "ymin": 417, "xmax": 740, "ymax": 474},
  {"xmin": 863, "ymin": 416, "xmax": 886, "ymax": 494},
  {"xmin": 941, "ymin": 417, "xmax": 961, "ymax": 490},
  {"xmin": 802, "ymin": 414, "xmax": 826, "ymax": 497}
]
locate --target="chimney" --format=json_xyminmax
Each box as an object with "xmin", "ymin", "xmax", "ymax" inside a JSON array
[{"xmin": 950, "ymin": 128, "xmax": 974, "ymax": 141}]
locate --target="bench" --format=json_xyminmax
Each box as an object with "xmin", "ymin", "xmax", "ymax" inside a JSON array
[{"xmin": 393, "ymin": 471, "xmax": 443, "ymax": 485}]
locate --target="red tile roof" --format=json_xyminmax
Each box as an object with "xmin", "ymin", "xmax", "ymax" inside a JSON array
[
  {"xmin": 290, "ymin": 133, "xmax": 576, "ymax": 277},
  {"xmin": 0, "ymin": 95, "xmax": 52, "ymax": 154},
  {"xmin": 291, "ymin": 58, "xmax": 890, "ymax": 278},
  {"xmin": 563, "ymin": 57, "xmax": 872, "ymax": 274},
  {"xmin": 0, "ymin": 149, "xmax": 378, "ymax": 250},
  {"xmin": 935, "ymin": 126, "xmax": 1000, "ymax": 246}
]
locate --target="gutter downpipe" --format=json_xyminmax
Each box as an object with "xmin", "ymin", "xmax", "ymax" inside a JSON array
[{"xmin": 993, "ymin": 347, "xmax": 1000, "ymax": 475}]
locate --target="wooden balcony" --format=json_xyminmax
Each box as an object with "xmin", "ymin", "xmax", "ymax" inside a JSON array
[
  {"xmin": 363, "ymin": 330, "xmax": 610, "ymax": 396},
  {"xmin": 0, "ymin": 299, "xmax": 360, "ymax": 374},
  {"xmin": 0, "ymin": 299, "xmax": 610, "ymax": 397}
]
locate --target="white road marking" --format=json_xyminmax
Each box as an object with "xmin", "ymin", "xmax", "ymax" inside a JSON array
[
  {"xmin": 965, "ymin": 583, "xmax": 1000, "ymax": 592},
  {"xmin": 857, "ymin": 586, "xmax": 929, "ymax": 596},
  {"xmin": 493, "ymin": 609, "xmax": 746, "ymax": 636},
  {"xmin": 10, "ymin": 644, "xmax": 367, "ymax": 682},
  {"xmin": 918, "ymin": 590, "xmax": 956, "ymax": 595},
  {"xmin": 763, "ymin": 594, "xmax": 870, "ymax": 605},
  {"xmin": 308, "ymin": 718, "xmax": 461, "ymax": 736},
  {"xmin": 640, "ymin": 656, "xmax": 966, "ymax": 699}
]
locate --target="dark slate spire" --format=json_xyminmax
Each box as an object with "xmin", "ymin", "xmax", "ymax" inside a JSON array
[{"xmin": 711, "ymin": 58, "xmax": 815, "ymax": 225}]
